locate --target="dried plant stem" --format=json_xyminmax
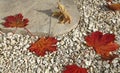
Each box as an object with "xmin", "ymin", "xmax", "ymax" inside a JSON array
[
  {"xmin": 0, "ymin": 28, "xmax": 4, "ymax": 35},
  {"xmin": 0, "ymin": 31, "xmax": 4, "ymax": 35},
  {"xmin": 12, "ymin": 27, "xmax": 17, "ymax": 34},
  {"xmin": 24, "ymin": 27, "xmax": 35, "ymax": 37}
]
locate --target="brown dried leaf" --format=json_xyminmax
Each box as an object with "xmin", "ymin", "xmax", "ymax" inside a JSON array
[{"xmin": 52, "ymin": 2, "xmax": 72, "ymax": 24}]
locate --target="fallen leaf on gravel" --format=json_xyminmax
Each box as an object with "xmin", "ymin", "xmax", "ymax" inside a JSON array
[
  {"xmin": 101, "ymin": 54, "xmax": 118, "ymax": 61},
  {"xmin": 63, "ymin": 64, "xmax": 88, "ymax": 73},
  {"xmin": 106, "ymin": 0, "xmax": 120, "ymax": 11},
  {"xmin": 107, "ymin": 3, "xmax": 120, "ymax": 11},
  {"xmin": 106, "ymin": 0, "xmax": 112, "ymax": 2},
  {"xmin": 29, "ymin": 37, "xmax": 58, "ymax": 56},
  {"xmin": 85, "ymin": 31, "xmax": 119, "ymax": 61}
]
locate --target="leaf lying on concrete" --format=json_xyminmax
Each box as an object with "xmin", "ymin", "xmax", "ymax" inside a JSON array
[{"xmin": 52, "ymin": 2, "xmax": 72, "ymax": 24}]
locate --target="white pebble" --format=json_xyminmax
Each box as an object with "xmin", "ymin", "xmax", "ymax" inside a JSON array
[
  {"xmin": 60, "ymin": 41, "xmax": 64, "ymax": 45},
  {"xmin": 54, "ymin": 66, "xmax": 59, "ymax": 72},
  {"xmin": 37, "ymin": 67, "xmax": 42, "ymax": 73},
  {"xmin": 105, "ymin": 64, "xmax": 110, "ymax": 68},
  {"xmin": 85, "ymin": 60, "xmax": 92, "ymax": 66},
  {"xmin": 45, "ymin": 68, "xmax": 49, "ymax": 73}
]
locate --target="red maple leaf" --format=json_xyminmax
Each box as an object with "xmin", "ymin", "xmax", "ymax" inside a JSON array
[
  {"xmin": 106, "ymin": 0, "xmax": 112, "ymax": 3},
  {"xmin": 106, "ymin": 0, "xmax": 120, "ymax": 11},
  {"xmin": 63, "ymin": 64, "xmax": 88, "ymax": 73},
  {"xmin": 29, "ymin": 37, "xmax": 58, "ymax": 56},
  {"xmin": 85, "ymin": 31, "xmax": 119, "ymax": 61},
  {"xmin": 3, "ymin": 13, "xmax": 33, "ymax": 36},
  {"xmin": 3, "ymin": 13, "xmax": 28, "ymax": 27},
  {"xmin": 107, "ymin": 3, "xmax": 120, "ymax": 11}
]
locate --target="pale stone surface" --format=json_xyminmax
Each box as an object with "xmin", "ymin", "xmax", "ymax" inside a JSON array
[{"xmin": 0, "ymin": 0, "xmax": 79, "ymax": 36}]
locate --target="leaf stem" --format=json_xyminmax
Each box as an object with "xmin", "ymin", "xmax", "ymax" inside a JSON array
[
  {"xmin": 24, "ymin": 27, "xmax": 35, "ymax": 38},
  {"xmin": 12, "ymin": 27, "xmax": 17, "ymax": 34}
]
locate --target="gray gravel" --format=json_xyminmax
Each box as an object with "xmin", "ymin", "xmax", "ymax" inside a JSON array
[
  {"xmin": 0, "ymin": 0, "xmax": 120, "ymax": 73},
  {"xmin": 0, "ymin": 25, "xmax": 120, "ymax": 73}
]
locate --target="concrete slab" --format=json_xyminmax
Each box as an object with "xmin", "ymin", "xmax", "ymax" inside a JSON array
[{"xmin": 0, "ymin": 0, "xmax": 79, "ymax": 36}]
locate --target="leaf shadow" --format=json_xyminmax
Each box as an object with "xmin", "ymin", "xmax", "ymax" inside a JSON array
[{"xmin": 35, "ymin": 9, "xmax": 57, "ymax": 19}]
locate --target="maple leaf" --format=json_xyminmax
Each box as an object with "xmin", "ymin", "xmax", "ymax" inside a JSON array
[
  {"xmin": 29, "ymin": 37, "xmax": 58, "ymax": 56},
  {"xmin": 3, "ymin": 13, "xmax": 33, "ymax": 36},
  {"xmin": 106, "ymin": 0, "xmax": 112, "ymax": 3},
  {"xmin": 63, "ymin": 64, "xmax": 88, "ymax": 73},
  {"xmin": 107, "ymin": 3, "xmax": 120, "ymax": 11},
  {"xmin": 85, "ymin": 31, "xmax": 119, "ymax": 61},
  {"xmin": 3, "ymin": 13, "xmax": 29, "ymax": 27},
  {"xmin": 106, "ymin": 0, "xmax": 120, "ymax": 11}
]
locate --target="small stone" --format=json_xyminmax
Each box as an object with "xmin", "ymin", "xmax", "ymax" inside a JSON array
[
  {"xmin": 7, "ymin": 32, "xmax": 13, "ymax": 36},
  {"xmin": 111, "ymin": 19, "xmax": 116, "ymax": 24},
  {"xmin": 112, "ymin": 59, "xmax": 118, "ymax": 64},
  {"xmin": 104, "ymin": 70, "xmax": 109, "ymax": 73},
  {"xmin": 97, "ymin": 61, "xmax": 102, "ymax": 65},
  {"xmin": 84, "ymin": 53, "xmax": 89, "ymax": 58},
  {"xmin": 105, "ymin": 64, "xmax": 110, "ymax": 68},
  {"xmin": 60, "ymin": 41, "xmax": 64, "ymax": 45},
  {"xmin": 89, "ymin": 66, "xmax": 95, "ymax": 73},
  {"xmin": 85, "ymin": 60, "xmax": 92, "ymax": 67},
  {"xmin": 14, "ymin": 46, "xmax": 19, "ymax": 49},
  {"xmin": 50, "ymin": 59, "xmax": 54, "ymax": 64},
  {"xmin": 76, "ymin": 45, "xmax": 80, "ymax": 49},
  {"xmin": 23, "ymin": 40, "xmax": 28, "ymax": 45},
  {"xmin": 11, "ymin": 40, "xmax": 16, "ymax": 45},
  {"xmin": 24, "ymin": 44, "xmax": 30, "ymax": 49},
  {"xmin": 57, "ymin": 37, "xmax": 63, "ymax": 40},
  {"xmin": 36, "ymin": 58, "xmax": 40, "ymax": 64},
  {"xmin": 45, "ymin": 68, "xmax": 49, "ymax": 73},
  {"xmin": 37, "ymin": 67, "xmax": 42, "ymax": 73},
  {"xmin": 0, "ymin": 44, "xmax": 2, "ymax": 47},
  {"xmin": 54, "ymin": 66, "xmax": 59, "ymax": 72}
]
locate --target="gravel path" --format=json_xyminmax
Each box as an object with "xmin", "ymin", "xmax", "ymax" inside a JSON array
[{"xmin": 0, "ymin": 0, "xmax": 120, "ymax": 73}]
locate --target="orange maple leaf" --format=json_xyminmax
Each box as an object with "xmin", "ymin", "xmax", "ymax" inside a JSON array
[
  {"xmin": 29, "ymin": 37, "xmax": 58, "ymax": 56},
  {"xmin": 63, "ymin": 64, "xmax": 88, "ymax": 73},
  {"xmin": 85, "ymin": 31, "xmax": 119, "ymax": 61}
]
